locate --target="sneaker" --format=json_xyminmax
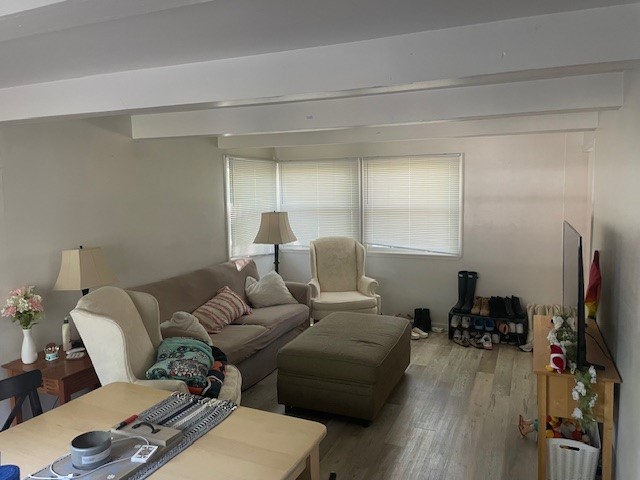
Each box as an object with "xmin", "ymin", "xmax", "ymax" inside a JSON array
[
  {"xmin": 461, "ymin": 330, "xmax": 471, "ymax": 347},
  {"xmin": 485, "ymin": 318, "xmax": 495, "ymax": 332},
  {"xmin": 473, "ymin": 317, "xmax": 484, "ymax": 331},
  {"xmin": 482, "ymin": 333, "xmax": 493, "ymax": 350},
  {"xmin": 508, "ymin": 322, "xmax": 517, "ymax": 333},
  {"xmin": 411, "ymin": 330, "xmax": 420, "ymax": 340},
  {"xmin": 412, "ymin": 327, "xmax": 429, "ymax": 339},
  {"xmin": 452, "ymin": 329, "xmax": 464, "ymax": 346},
  {"xmin": 450, "ymin": 315, "xmax": 461, "ymax": 328},
  {"xmin": 461, "ymin": 316, "xmax": 471, "ymax": 329},
  {"xmin": 491, "ymin": 333, "xmax": 500, "ymax": 344},
  {"xmin": 515, "ymin": 322, "xmax": 524, "ymax": 334}
]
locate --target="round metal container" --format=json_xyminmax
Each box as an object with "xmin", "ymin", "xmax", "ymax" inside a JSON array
[{"xmin": 70, "ymin": 431, "xmax": 112, "ymax": 470}]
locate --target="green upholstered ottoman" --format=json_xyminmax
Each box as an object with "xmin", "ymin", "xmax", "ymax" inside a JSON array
[{"xmin": 277, "ymin": 312, "xmax": 411, "ymax": 423}]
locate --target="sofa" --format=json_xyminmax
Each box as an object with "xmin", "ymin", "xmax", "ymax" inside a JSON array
[{"xmin": 132, "ymin": 259, "xmax": 310, "ymax": 390}]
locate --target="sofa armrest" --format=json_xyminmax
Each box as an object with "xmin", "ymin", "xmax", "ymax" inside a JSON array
[
  {"xmin": 308, "ymin": 278, "xmax": 321, "ymax": 299},
  {"xmin": 286, "ymin": 281, "xmax": 311, "ymax": 307},
  {"xmin": 357, "ymin": 276, "xmax": 379, "ymax": 297}
]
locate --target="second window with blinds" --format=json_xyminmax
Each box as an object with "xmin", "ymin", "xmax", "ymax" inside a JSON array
[{"xmin": 225, "ymin": 154, "xmax": 462, "ymax": 258}]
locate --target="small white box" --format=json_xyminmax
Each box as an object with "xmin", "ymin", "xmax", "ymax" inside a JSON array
[{"xmin": 547, "ymin": 423, "xmax": 601, "ymax": 480}]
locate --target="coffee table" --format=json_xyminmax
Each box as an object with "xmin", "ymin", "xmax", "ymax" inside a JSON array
[{"xmin": 0, "ymin": 382, "xmax": 326, "ymax": 480}]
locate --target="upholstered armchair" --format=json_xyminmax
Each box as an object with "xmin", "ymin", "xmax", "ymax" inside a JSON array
[
  {"xmin": 309, "ymin": 237, "xmax": 381, "ymax": 320},
  {"xmin": 71, "ymin": 286, "xmax": 241, "ymax": 403}
]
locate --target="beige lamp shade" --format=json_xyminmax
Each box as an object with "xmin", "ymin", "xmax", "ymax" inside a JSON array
[
  {"xmin": 253, "ymin": 212, "xmax": 297, "ymax": 245},
  {"xmin": 53, "ymin": 247, "xmax": 117, "ymax": 292}
]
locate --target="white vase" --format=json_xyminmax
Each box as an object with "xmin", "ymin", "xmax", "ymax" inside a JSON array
[{"xmin": 21, "ymin": 328, "xmax": 38, "ymax": 364}]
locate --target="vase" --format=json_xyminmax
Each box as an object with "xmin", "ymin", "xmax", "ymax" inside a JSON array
[{"xmin": 21, "ymin": 328, "xmax": 38, "ymax": 364}]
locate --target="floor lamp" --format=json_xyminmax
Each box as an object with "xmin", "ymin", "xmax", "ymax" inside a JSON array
[{"xmin": 253, "ymin": 212, "xmax": 297, "ymax": 273}]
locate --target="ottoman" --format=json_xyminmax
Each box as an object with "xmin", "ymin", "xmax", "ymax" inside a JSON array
[{"xmin": 277, "ymin": 312, "xmax": 411, "ymax": 423}]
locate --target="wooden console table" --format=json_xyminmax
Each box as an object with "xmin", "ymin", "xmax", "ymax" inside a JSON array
[
  {"xmin": 2, "ymin": 349, "xmax": 100, "ymax": 423},
  {"xmin": 533, "ymin": 315, "xmax": 622, "ymax": 480}
]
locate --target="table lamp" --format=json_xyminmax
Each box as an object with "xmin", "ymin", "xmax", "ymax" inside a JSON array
[
  {"xmin": 53, "ymin": 246, "xmax": 117, "ymax": 296},
  {"xmin": 253, "ymin": 212, "xmax": 297, "ymax": 273}
]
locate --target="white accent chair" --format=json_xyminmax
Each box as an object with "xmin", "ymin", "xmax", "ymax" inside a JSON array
[
  {"xmin": 71, "ymin": 286, "xmax": 241, "ymax": 403},
  {"xmin": 309, "ymin": 237, "xmax": 381, "ymax": 321}
]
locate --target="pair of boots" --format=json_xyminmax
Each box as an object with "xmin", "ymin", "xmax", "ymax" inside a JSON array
[
  {"xmin": 412, "ymin": 308, "xmax": 431, "ymax": 339},
  {"xmin": 452, "ymin": 271, "xmax": 478, "ymax": 314}
]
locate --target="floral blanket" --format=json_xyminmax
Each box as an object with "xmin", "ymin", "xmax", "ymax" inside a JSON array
[{"xmin": 146, "ymin": 337, "xmax": 228, "ymax": 399}]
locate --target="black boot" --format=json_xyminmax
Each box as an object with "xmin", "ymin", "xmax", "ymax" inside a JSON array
[
  {"xmin": 512, "ymin": 296, "xmax": 526, "ymax": 319},
  {"xmin": 504, "ymin": 296, "xmax": 515, "ymax": 319},
  {"xmin": 413, "ymin": 308, "xmax": 423, "ymax": 329},
  {"xmin": 461, "ymin": 271, "xmax": 478, "ymax": 314},
  {"xmin": 421, "ymin": 309, "xmax": 432, "ymax": 332},
  {"xmin": 452, "ymin": 271, "xmax": 468, "ymax": 312}
]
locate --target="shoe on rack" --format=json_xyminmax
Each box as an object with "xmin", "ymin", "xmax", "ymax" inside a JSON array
[
  {"xmin": 482, "ymin": 333, "xmax": 493, "ymax": 350},
  {"xmin": 470, "ymin": 296, "xmax": 482, "ymax": 315},
  {"xmin": 515, "ymin": 322, "xmax": 524, "ymax": 334},
  {"xmin": 469, "ymin": 336, "xmax": 484, "ymax": 349},
  {"xmin": 460, "ymin": 271, "xmax": 478, "ymax": 314},
  {"xmin": 485, "ymin": 318, "xmax": 495, "ymax": 332},
  {"xmin": 461, "ymin": 316, "xmax": 471, "ymax": 329},
  {"xmin": 452, "ymin": 271, "xmax": 468, "ymax": 312},
  {"xmin": 508, "ymin": 322, "xmax": 517, "ymax": 333},
  {"xmin": 489, "ymin": 297, "xmax": 500, "ymax": 318},
  {"xmin": 512, "ymin": 296, "xmax": 526, "ymax": 319},
  {"xmin": 473, "ymin": 317, "xmax": 484, "ymax": 332},
  {"xmin": 480, "ymin": 297, "xmax": 490, "ymax": 316},
  {"xmin": 461, "ymin": 330, "xmax": 471, "ymax": 347},
  {"xmin": 491, "ymin": 333, "xmax": 500, "ymax": 344},
  {"xmin": 504, "ymin": 296, "xmax": 515, "ymax": 319},
  {"xmin": 497, "ymin": 320, "xmax": 509, "ymax": 336},
  {"xmin": 450, "ymin": 315, "xmax": 461, "ymax": 328},
  {"xmin": 453, "ymin": 329, "xmax": 465, "ymax": 347}
]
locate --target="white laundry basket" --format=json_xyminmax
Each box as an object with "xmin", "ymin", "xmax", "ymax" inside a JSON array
[{"xmin": 547, "ymin": 423, "xmax": 600, "ymax": 480}]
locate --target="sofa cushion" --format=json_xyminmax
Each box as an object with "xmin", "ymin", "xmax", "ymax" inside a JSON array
[
  {"xmin": 209, "ymin": 324, "xmax": 268, "ymax": 365},
  {"xmin": 193, "ymin": 286, "xmax": 252, "ymax": 334},
  {"xmin": 312, "ymin": 291, "xmax": 378, "ymax": 311},
  {"xmin": 235, "ymin": 303, "xmax": 308, "ymax": 339},
  {"xmin": 245, "ymin": 271, "xmax": 298, "ymax": 308}
]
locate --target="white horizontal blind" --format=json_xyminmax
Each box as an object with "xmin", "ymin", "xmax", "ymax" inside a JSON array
[
  {"xmin": 226, "ymin": 157, "xmax": 277, "ymax": 258},
  {"xmin": 279, "ymin": 159, "xmax": 360, "ymax": 247},
  {"xmin": 363, "ymin": 155, "xmax": 461, "ymax": 255}
]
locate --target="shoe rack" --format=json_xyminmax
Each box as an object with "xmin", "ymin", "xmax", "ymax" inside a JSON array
[{"xmin": 447, "ymin": 309, "xmax": 528, "ymax": 347}]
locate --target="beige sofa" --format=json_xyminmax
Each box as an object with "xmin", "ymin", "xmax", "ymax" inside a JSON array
[{"xmin": 132, "ymin": 260, "xmax": 310, "ymax": 390}]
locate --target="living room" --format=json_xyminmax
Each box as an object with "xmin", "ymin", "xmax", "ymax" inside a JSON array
[{"xmin": 0, "ymin": 1, "xmax": 638, "ymax": 479}]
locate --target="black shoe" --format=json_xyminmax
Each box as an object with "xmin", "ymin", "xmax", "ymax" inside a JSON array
[
  {"xmin": 414, "ymin": 308, "xmax": 423, "ymax": 329},
  {"xmin": 460, "ymin": 271, "xmax": 478, "ymax": 314},
  {"xmin": 452, "ymin": 271, "xmax": 468, "ymax": 312},
  {"xmin": 512, "ymin": 296, "xmax": 526, "ymax": 319},
  {"xmin": 421, "ymin": 308, "xmax": 432, "ymax": 332},
  {"xmin": 504, "ymin": 296, "xmax": 515, "ymax": 319}
]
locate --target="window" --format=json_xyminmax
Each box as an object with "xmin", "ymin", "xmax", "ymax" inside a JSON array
[
  {"xmin": 279, "ymin": 159, "xmax": 360, "ymax": 248},
  {"xmin": 225, "ymin": 157, "xmax": 277, "ymax": 258},
  {"xmin": 363, "ymin": 155, "xmax": 461, "ymax": 256},
  {"xmin": 225, "ymin": 154, "xmax": 462, "ymax": 258}
]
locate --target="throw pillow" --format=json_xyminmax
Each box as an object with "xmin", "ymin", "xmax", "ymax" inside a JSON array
[
  {"xmin": 193, "ymin": 286, "xmax": 252, "ymax": 333},
  {"xmin": 161, "ymin": 311, "xmax": 212, "ymax": 345},
  {"xmin": 245, "ymin": 270, "xmax": 297, "ymax": 308}
]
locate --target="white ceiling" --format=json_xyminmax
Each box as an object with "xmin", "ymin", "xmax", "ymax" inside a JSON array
[
  {"xmin": 1, "ymin": 0, "xmax": 636, "ymax": 88},
  {"xmin": 1, "ymin": 0, "xmax": 639, "ymax": 138}
]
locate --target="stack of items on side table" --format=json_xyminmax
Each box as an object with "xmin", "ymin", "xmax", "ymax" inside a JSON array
[{"xmin": 448, "ymin": 270, "xmax": 528, "ymax": 348}]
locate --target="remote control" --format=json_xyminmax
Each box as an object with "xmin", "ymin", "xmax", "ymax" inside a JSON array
[
  {"xmin": 66, "ymin": 347, "xmax": 86, "ymax": 354},
  {"xmin": 131, "ymin": 445, "xmax": 158, "ymax": 463},
  {"xmin": 66, "ymin": 351, "xmax": 86, "ymax": 360}
]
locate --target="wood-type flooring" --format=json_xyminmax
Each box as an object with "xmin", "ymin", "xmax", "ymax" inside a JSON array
[{"xmin": 241, "ymin": 331, "xmax": 538, "ymax": 480}]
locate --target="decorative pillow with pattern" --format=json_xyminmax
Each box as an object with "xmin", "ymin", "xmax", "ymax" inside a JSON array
[{"xmin": 192, "ymin": 286, "xmax": 252, "ymax": 333}]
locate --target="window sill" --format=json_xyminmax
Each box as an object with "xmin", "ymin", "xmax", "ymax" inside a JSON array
[{"xmin": 280, "ymin": 247, "xmax": 461, "ymax": 260}]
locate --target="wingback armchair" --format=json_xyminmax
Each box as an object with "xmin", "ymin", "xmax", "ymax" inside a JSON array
[
  {"xmin": 71, "ymin": 286, "xmax": 241, "ymax": 402},
  {"xmin": 309, "ymin": 237, "xmax": 381, "ymax": 320}
]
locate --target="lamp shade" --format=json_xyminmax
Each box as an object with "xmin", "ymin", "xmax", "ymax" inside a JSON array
[
  {"xmin": 253, "ymin": 212, "xmax": 297, "ymax": 245},
  {"xmin": 53, "ymin": 247, "xmax": 117, "ymax": 291}
]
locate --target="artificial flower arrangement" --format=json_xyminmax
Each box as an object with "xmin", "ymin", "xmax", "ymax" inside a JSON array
[
  {"xmin": 546, "ymin": 315, "xmax": 598, "ymax": 444},
  {"xmin": 1, "ymin": 285, "xmax": 45, "ymax": 329}
]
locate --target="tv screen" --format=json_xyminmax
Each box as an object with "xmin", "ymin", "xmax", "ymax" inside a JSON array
[{"xmin": 563, "ymin": 221, "xmax": 602, "ymax": 370}]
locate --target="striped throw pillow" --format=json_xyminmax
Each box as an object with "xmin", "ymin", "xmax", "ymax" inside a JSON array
[{"xmin": 193, "ymin": 286, "xmax": 252, "ymax": 334}]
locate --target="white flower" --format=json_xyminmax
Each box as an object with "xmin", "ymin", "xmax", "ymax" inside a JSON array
[
  {"xmin": 572, "ymin": 407, "xmax": 583, "ymax": 419},
  {"xmin": 547, "ymin": 330, "xmax": 558, "ymax": 344},
  {"xmin": 589, "ymin": 366, "xmax": 597, "ymax": 383},
  {"xmin": 566, "ymin": 317, "xmax": 576, "ymax": 330},
  {"xmin": 572, "ymin": 389, "xmax": 580, "ymax": 401},
  {"xmin": 552, "ymin": 316, "xmax": 564, "ymax": 329},
  {"xmin": 589, "ymin": 396, "xmax": 597, "ymax": 408},
  {"xmin": 576, "ymin": 381, "xmax": 587, "ymax": 396}
]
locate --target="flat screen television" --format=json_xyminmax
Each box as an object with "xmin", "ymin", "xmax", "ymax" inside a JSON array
[{"xmin": 562, "ymin": 221, "xmax": 603, "ymax": 370}]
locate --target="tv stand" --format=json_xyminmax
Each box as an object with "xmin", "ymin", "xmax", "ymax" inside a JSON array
[{"xmin": 533, "ymin": 315, "xmax": 622, "ymax": 480}]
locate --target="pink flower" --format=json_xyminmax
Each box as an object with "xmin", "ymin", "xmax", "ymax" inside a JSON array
[
  {"xmin": 2, "ymin": 305, "xmax": 17, "ymax": 317},
  {"xmin": 29, "ymin": 298, "xmax": 43, "ymax": 311}
]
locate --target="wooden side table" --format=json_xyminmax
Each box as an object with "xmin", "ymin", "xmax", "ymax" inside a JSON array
[
  {"xmin": 2, "ymin": 348, "xmax": 100, "ymax": 424},
  {"xmin": 533, "ymin": 315, "xmax": 622, "ymax": 480}
]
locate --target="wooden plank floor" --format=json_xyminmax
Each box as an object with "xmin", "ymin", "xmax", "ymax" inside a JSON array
[{"xmin": 241, "ymin": 332, "xmax": 539, "ymax": 480}]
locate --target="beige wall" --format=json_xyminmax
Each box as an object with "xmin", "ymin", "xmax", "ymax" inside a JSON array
[
  {"xmin": 0, "ymin": 116, "xmax": 227, "ymax": 416},
  {"xmin": 592, "ymin": 68, "xmax": 640, "ymax": 478},
  {"xmin": 273, "ymin": 133, "xmax": 587, "ymax": 325}
]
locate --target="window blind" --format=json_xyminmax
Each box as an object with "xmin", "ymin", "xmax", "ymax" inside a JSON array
[
  {"xmin": 226, "ymin": 157, "xmax": 277, "ymax": 258},
  {"xmin": 279, "ymin": 159, "xmax": 360, "ymax": 248},
  {"xmin": 363, "ymin": 155, "xmax": 461, "ymax": 256}
]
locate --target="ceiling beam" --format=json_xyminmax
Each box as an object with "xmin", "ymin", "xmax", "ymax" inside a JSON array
[
  {"xmin": 0, "ymin": 4, "xmax": 638, "ymax": 123},
  {"xmin": 130, "ymin": 74, "xmax": 621, "ymax": 139}
]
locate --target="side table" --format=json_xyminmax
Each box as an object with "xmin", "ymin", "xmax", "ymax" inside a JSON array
[{"xmin": 2, "ymin": 349, "xmax": 100, "ymax": 424}]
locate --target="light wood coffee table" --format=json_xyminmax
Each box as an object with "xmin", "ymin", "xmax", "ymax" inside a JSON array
[{"xmin": 0, "ymin": 382, "xmax": 326, "ymax": 480}]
